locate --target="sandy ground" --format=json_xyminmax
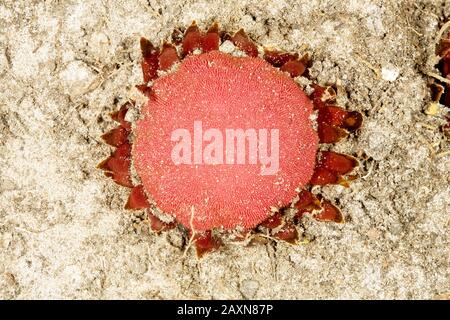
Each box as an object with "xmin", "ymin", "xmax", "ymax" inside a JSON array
[{"xmin": 0, "ymin": 0, "xmax": 449, "ymax": 299}]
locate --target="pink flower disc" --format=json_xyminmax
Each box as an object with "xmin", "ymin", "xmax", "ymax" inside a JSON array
[{"xmin": 134, "ymin": 51, "xmax": 318, "ymax": 231}]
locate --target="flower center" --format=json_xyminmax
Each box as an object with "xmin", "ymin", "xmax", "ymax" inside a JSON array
[{"xmin": 133, "ymin": 51, "xmax": 318, "ymax": 231}]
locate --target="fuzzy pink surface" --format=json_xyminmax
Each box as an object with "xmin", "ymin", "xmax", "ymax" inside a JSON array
[{"xmin": 133, "ymin": 51, "xmax": 318, "ymax": 231}]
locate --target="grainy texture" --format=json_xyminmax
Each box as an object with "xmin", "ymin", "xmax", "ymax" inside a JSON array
[{"xmin": 0, "ymin": 0, "xmax": 449, "ymax": 299}]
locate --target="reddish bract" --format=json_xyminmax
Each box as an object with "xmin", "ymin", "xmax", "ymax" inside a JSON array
[{"xmin": 125, "ymin": 185, "xmax": 150, "ymax": 210}]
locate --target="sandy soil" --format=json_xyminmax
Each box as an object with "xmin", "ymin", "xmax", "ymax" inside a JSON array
[{"xmin": 0, "ymin": 0, "xmax": 449, "ymax": 299}]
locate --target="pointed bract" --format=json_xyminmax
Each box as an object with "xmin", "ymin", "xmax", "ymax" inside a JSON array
[
  {"xmin": 125, "ymin": 185, "xmax": 150, "ymax": 210},
  {"xmin": 295, "ymin": 190, "xmax": 322, "ymax": 221},
  {"xmin": 201, "ymin": 23, "xmax": 220, "ymax": 52},
  {"xmin": 194, "ymin": 231, "xmax": 221, "ymax": 258},
  {"xmin": 140, "ymin": 37, "xmax": 159, "ymax": 83},
  {"xmin": 101, "ymin": 126, "xmax": 129, "ymax": 147},
  {"xmin": 98, "ymin": 142, "xmax": 133, "ymax": 188},
  {"xmin": 280, "ymin": 59, "xmax": 306, "ymax": 78},
  {"xmin": 310, "ymin": 167, "xmax": 339, "ymax": 186},
  {"xmin": 318, "ymin": 105, "xmax": 348, "ymax": 126},
  {"xmin": 319, "ymin": 151, "xmax": 358, "ymax": 176},
  {"xmin": 231, "ymin": 29, "xmax": 258, "ymax": 57},
  {"xmin": 110, "ymin": 103, "xmax": 131, "ymax": 130},
  {"xmin": 148, "ymin": 210, "xmax": 176, "ymax": 233},
  {"xmin": 311, "ymin": 85, "xmax": 337, "ymax": 109},
  {"xmin": 259, "ymin": 211, "xmax": 283, "ymax": 229},
  {"xmin": 295, "ymin": 190, "xmax": 321, "ymax": 211},
  {"xmin": 273, "ymin": 223, "xmax": 299, "ymax": 244},
  {"xmin": 318, "ymin": 123, "xmax": 348, "ymax": 143},
  {"xmin": 136, "ymin": 84, "xmax": 154, "ymax": 98},
  {"xmin": 159, "ymin": 42, "xmax": 179, "ymax": 70},
  {"xmin": 182, "ymin": 21, "xmax": 202, "ymax": 55},
  {"xmin": 314, "ymin": 200, "xmax": 344, "ymax": 223},
  {"xmin": 263, "ymin": 50, "xmax": 298, "ymax": 67}
]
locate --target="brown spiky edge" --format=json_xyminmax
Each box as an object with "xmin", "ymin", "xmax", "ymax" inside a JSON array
[
  {"xmin": 98, "ymin": 22, "xmax": 363, "ymax": 257},
  {"xmin": 430, "ymin": 26, "xmax": 450, "ymax": 135}
]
